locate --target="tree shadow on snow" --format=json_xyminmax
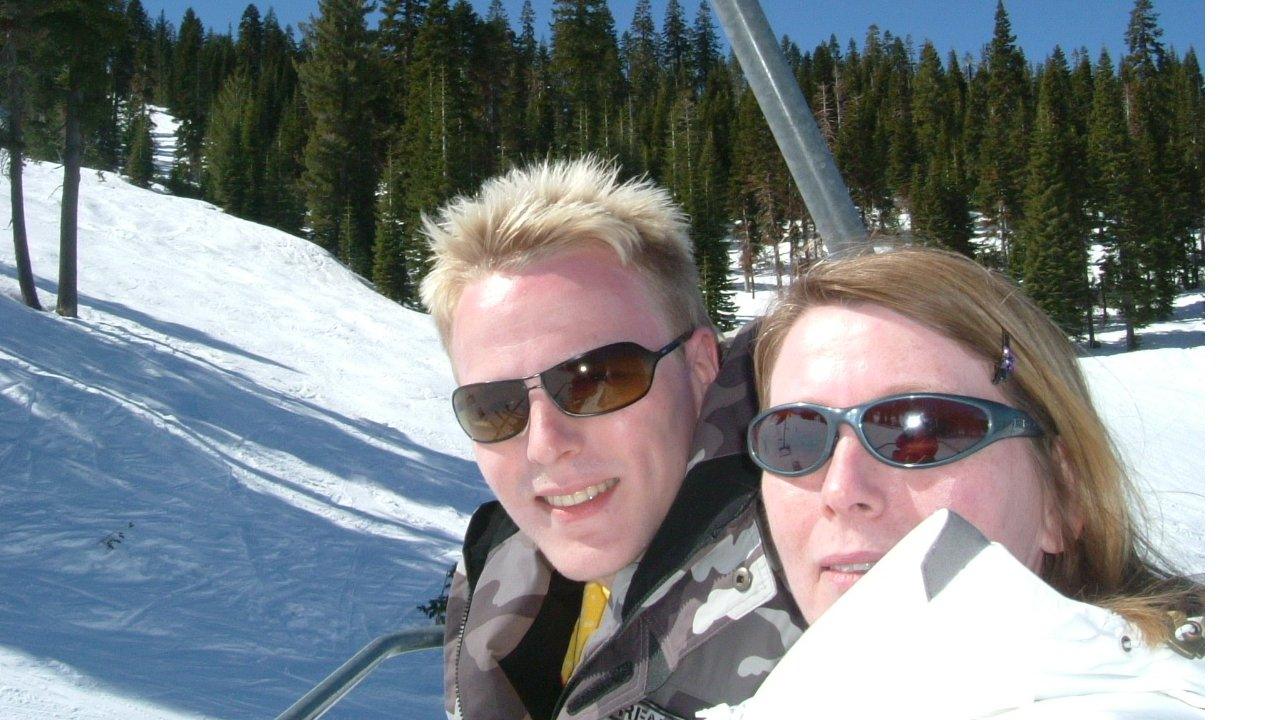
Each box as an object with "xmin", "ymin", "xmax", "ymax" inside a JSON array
[{"xmin": 0, "ymin": 293, "xmax": 484, "ymax": 718}]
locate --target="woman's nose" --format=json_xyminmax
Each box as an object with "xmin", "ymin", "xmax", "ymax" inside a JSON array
[{"xmin": 819, "ymin": 427, "xmax": 888, "ymax": 518}]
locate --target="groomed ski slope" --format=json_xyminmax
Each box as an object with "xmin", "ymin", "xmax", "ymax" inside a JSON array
[{"xmin": 1, "ymin": 158, "xmax": 1203, "ymax": 719}]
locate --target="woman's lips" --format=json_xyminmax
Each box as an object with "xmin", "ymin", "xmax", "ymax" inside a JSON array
[{"xmin": 819, "ymin": 551, "xmax": 884, "ymax": 574}]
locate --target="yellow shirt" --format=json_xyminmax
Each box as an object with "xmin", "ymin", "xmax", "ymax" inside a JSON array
[{"xmin": 560, "ymin": 581, "xmax": 611, "ymax": 684}]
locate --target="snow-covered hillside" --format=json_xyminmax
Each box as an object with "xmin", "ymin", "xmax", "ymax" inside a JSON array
[
  {"xmin": 1, "ymin": 156, "xmax": 1202, "ymax": 718},
  {"xmin": 1, "ymin": 160, "xmax": 490, "ymax": 718}
]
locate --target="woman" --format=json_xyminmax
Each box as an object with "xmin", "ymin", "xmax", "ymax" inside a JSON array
[{"xmin": 713, "ymin": 248, "xmax": 1204, "ymax": 718}]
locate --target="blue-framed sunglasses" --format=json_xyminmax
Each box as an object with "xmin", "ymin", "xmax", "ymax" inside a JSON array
[{"xmin": 747, "ymin": 393, "xmax": 1045, "ymax": 476}]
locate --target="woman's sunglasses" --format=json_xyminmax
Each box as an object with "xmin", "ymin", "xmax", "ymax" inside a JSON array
[
  {"xmin": 747, "ymin": 393, "xmax": 1044, "ymax": 477},
  {"xmin": 452, "ymin": 330, "xmax": 693, "ymax": 443}
]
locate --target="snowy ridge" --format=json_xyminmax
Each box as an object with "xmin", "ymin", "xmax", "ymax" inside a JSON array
[{"xmin": 2, "ymin": 156, "xmax": 1202, "ymax": 718}]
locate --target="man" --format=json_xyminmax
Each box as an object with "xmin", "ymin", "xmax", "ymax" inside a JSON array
[{"xmin": 422, "ymin": 157, "xmax": 804, "ymax": 720}]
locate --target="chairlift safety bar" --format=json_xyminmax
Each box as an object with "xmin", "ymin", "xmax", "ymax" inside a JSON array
[{"xmin": 274, "ymin": 626, "xmax": 445, "ymax": 720}]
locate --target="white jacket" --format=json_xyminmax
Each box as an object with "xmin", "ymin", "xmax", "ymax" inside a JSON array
[{"xmin": 699, "ymin": 510, "xmax": 1204, "ymax": 719}]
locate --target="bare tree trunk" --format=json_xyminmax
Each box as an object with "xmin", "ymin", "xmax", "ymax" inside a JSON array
[
  {"xmin": 57, "ymin": 84, "xmax": 83, "ymax": 318},
  {"xmin": 1099, "ymin": 273, "xmax": 1110, "ymax": 325},
  {"xmin": 6, "ymin": 149, "xmax": 41, "ymax": 310},
  {"xmin": 4, "ymin": 39, "xmax": 41, "ymax": 310},
  {"xmin": 771, "ymin": 233, "xmax": 782, "ymax": 287},
  {"xmin": 740, "ymin": 215, "xmax": 755, "ymax": 296},
  {"xmin": 1121, "ymin": 297, "xmax": 1138, "ymax": 352},
  {"xmin": 1085, "ymin": 272, "xmax": 1097, "ymax": 348},
  {"xmin": 787, "ymin": 225, "xmax": 795, "ymax": 279}
]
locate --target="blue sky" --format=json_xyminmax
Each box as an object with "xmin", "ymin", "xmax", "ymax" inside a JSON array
[{"xmin": 142, "ymin": 0, "xmax": 1204, "ymax": 65}]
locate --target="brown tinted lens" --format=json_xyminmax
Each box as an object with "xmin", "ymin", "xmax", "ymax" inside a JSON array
[
  {"xmin": 862, "ymin": 397, "xmax": 990, "ymax": 465},
  {"xmin": 452, "ymin": 380, "xmax": 531, "ymax": 442},
  {"xmin": 542, "ymin": 342, "xmax": 657, "ymax": 415}
]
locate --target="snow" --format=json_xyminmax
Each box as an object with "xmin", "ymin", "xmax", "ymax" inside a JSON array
[
  {"xmin": 2, "ymin": 158, "xmax": 488, "ymax": 719},
  {"xmin": 149, "ymin": 105, "xmax": 179, "ymax": 184},
  {"xmin": 2, "ymin": 143, "xmax": 1202, "ymax": 717}
]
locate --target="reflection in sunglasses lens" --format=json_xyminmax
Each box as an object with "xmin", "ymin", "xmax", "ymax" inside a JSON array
[
  {"xmin": 454, "ymin": 379, "xmax": 530, "ymax": 442},
  {"xmin": 545, "ymin": 343, "xmax": 654, "ymax": 415},
  {"xmin": 754, "ymin": 407, "xmax": 830, "ymax": 474},
  {"xmin": 863, "ymin": 398, "xmax": 989, "ymax": 465}
]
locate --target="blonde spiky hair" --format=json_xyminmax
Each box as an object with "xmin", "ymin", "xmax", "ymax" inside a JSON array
[{"xmin": 420, "ymin": 156, "xmax": 711, "ymax": 350}]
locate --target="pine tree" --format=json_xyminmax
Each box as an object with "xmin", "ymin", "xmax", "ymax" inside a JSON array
[
  {"xmin": 1121, "ymin": 0, "xmax": 1177, "ymax": 320},
  {"xmin": 1170, "ymin": 48, "xmax": 1204, "ymax": 286},
  {"xmin": 1020, "ymin": 47, "xmax": 1090, "ymax": 337},
  {"xmin": 909, "ymin": 40, "xmax": 970, "ymax": 251},
  {"xmin": 943, "ymin": 50, "xmax": 969, "ymax": 187},
  {"xmin": 372, "ymin": 152, "xmax": 413, "ymax": 302},
  {"xmin": 879, "ymin": 34, "xmax": 916, "ymax": 205},
  {"xmin": 297, "ymin": 0, "xmax": 383, "ymax": 276},
  {"xmin": 379, "ymin": 0, "xmax": 425, "ymax": 84},
  {"xmin": 264, "ymin": 90, "xmax": 309, "ymax": 234},
  {"xmin": 836, "ymin": 27, "xmax": 890, "ymax": 229},
  {"xmin": 1088, "ymin": 50, "xmax": 1159, "ymax": 350},
  {"xmin": 203, "ymin": 72, "xmax": 251, "ymax": 213},
  {"xmin": 150, "ymin": 10, "xmax": 176, "ymax": 106},
  {"xmin": 169, "ymin": 9, "xmax": 204, "ymax": 192},
  {"xmin": 476, "ymin": 0, "xmax": 514, "ymax": 170},
  {"xmin": 622, "ymin": 0, "xmax": 661, "ymax": 175},
  {"xmin": 730, "ymin": 73, "xmax": 791, "ymax": 287},
  {"xmin": 516, "ymin": 1, "xmax": 555, "ymax": 157},
  {"xmin": 549, "ymin": 0, "xmax": 622, "ymax": 154},
  {"xmin": 807, "ymin": 37, "xmax": 841, "ymax": 148},
  {"xmin": 122, "ymin": 81, "xmax": 155, "ymax": 186},
  {"xmin": 911, "ymin": 42, "xmax": 948, "ymax": 169},
  {"xmin": 910, "ymin": 146, "xmax": 972, "ymax": 256},
  {"xmin": 660, "ymin": 0, "xmax": 690, "ymax": 86},
  {"xmin": 972, "ymin": 0, "xmax": 1032, "ymax": 267},
  {"xmin": 104, "ymin": 0, "xmax": 152, "ymax": 168},
  {"xmin": 690, "ymin": 0, "xmax": 718, "ymax": 94}
]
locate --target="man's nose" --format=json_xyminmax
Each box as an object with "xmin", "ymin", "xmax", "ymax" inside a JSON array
[{"xmin": 525, "ymin": 389, "xmax": 582, "ymax": 465}]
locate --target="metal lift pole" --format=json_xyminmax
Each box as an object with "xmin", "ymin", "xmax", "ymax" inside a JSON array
[
  {"xmin": 275, "ymin": 626, "xmax": 445, "ymax": 720},
  {"xmin": 709, "ymin": 0, "xmax": 868, "ymax": 257}
]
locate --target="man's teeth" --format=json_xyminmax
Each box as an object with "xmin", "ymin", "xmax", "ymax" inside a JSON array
[
  {"xmin": 829, "ymin": 562, "xmax": 876, "ymax": 573},
  {"xmin": 544, "ymin": 478, "xmax": 619, "ymax": 508}
]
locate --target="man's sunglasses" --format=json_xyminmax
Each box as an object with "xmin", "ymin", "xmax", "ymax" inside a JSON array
[
  {"xmin": 747, "ymin": 393, "xmax": 1044, "ymax": 477},
  {"xmin": 452, "ymin": 330, "xmax": 694, "ymax": 443}
]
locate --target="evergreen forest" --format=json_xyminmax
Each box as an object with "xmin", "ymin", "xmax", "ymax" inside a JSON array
[{"xmin": 2, "ymin": 0, "xmax": 1204, "ymax": 346}]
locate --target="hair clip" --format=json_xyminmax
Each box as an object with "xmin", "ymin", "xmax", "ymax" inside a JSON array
[{"xmin": 992, "ymin": 331, "xmax": 1015, "ymax": 385}]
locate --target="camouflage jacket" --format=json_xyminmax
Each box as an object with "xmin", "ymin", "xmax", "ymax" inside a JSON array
[{"xmin": 442, "ymin": 324, "xmax": 807, "ymax": 720}]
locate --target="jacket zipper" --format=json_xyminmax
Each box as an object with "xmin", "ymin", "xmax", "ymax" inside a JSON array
[{"xmin": 453, "ymin": 588, "xmax": 473, "ymax": 720}]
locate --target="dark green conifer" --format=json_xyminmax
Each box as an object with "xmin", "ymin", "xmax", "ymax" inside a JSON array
[
  {"xmin": 1020, "ymin": 47, "xmax": 1089, "ymax": 337},
  {"xmin": 297, "ymin": 0, "xmax": 382, "ymax": 275},
  {"xmin": 660, "ymin": 0, "xmax": 690, "ymax": 86},
  {"xmin": 122, "ymin": 85, "xmax": 155, "ymax": 186},
  {"xmin": 972, "ymin": 0, "xmax": 1032, "ymax": 266},
  {"xmin": 1088, "ymin": 49, "xmax": 1159, "ymax": 350},
  {"xmin": 203, "ymin": 72, "xmax": 251, "ymax": 213}
]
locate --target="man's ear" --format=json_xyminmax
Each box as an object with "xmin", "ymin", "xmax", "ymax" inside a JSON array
[
  {"xmin": 1039, "ymin": 440, "xmax": 1085, "ymax": 555},
  {"xmin": 684, "ymin": 326, "xmax": 721, "ymax": 416}
]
